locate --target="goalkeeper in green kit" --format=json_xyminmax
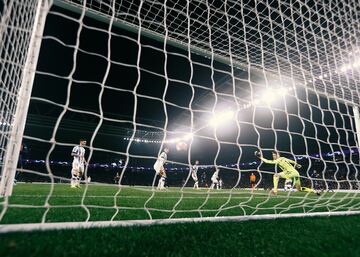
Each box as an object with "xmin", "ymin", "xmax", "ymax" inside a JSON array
[{"xmin": 255, "ymin": 150, "xmax": 320, "ymax": 195}]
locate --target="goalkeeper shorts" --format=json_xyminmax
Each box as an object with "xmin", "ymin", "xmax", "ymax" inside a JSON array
[{"xmin": 278, "ymin": 170, "xmax": 301, "ymax": 187}]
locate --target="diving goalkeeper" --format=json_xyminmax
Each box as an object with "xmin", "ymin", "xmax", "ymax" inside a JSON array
[{"xmin": 255, "ymin": 150, "xmax": 320, "ymax": 195}]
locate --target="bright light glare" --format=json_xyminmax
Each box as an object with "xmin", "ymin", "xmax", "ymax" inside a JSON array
[
  {"xmin": 165, "ymin": 133, "xmax": 194, "ymax": 144},
  {"xmin": 182, "ymin": 132, "xmax": 193, "ymax": 141},
  {"xmin": 167, "ymin": 137, "xmax": 180, "ymax": 143},
  {"xmin": 209, "ymin": 110, "xmax": 234, "ymax": 127},
  {"xmin": 253, "ymin": 85, "xmax": 291, "ymax": 106},
  {"xmin": 260, "ymin": 88, "xmax": 276, "ymax": 104},
  {"xmin": 353, "ymin": 60, "xmax": 360, "ymax": 68},
  {"xmin": 278, "ymin": 87, "xmax": 288, "ymax": 96}
]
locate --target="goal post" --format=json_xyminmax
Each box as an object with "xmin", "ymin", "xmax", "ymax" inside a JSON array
[
  {"xmin": 0, "ymin": 0, "xmax": 50, "ymax": 196},
  {"xmin": 354, "ymin": 106, "xmax": 360, "ymax": 149}
]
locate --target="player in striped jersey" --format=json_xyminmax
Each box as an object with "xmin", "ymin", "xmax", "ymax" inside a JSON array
[
  {"xmin": 191, "ymin": 160, "xmax": 200, "ymax": 189},
  {"xmin": 154, "ymin": 147, "xmax": 169, "ymax": 190},
  {"xmin": 210, "ymin": 168, "xmax": 220, "ymax": 189},
  {"xmin": 71, "ymin": 139, "xmax": 87, "ymax": 188}
]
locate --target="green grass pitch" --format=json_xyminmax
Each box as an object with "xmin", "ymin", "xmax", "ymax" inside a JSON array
[{"xmin": 1, "ymin": 183, "xmax": 360, "ymax": 256}]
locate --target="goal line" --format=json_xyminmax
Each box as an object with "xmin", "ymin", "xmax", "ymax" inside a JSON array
[{"xmin": 1, "ymin": 210, "xmax": 360, "ymax": 234}]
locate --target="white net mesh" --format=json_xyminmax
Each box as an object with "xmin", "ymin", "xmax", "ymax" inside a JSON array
[
  {"xmin": 0, "ymin": 0, "xmax": 38, "ymax": 170},
  {"xmin": 0, "ymin": 0, "xmax": 360, "ymax": 229}
]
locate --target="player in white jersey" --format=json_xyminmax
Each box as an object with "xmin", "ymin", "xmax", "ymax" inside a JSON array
[
  {"xmin": 210, "ymin": 169, "xmax": 220, "ymax": 190},
  {"xmin": 71, "ymin": 139, "xmax": 87, "ymax": 188},
  {"xmin": 154, "ymin": 147, "xmax": 169, "ymax": 190},
  {"xmin": 284, "ymin": 178, "xmax": 293, "ymax": 192},
  {"xmin": 191, "ymin": 160, "xmax": 200, "ymax": 189}
]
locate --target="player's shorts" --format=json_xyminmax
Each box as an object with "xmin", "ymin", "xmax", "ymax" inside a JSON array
[
  {"xmin": 154, "ymin": 163, "xmax": 161, "ymax": 174},
  {"xmin": 72, "ymin": 161, "xmax": 84, "ymax": 176},
  {"xmin": 278, "ymin": 170, "xmax": 301, "ymax": 187},
  {"xmin": 192, "ymin": 174, "xmax": 198, "ymax": 182},
  {"xmin": 211, "ymin": 178, "xmax": 218, "ymax": 184},
  {"xmin": 154, "ymin": 164, "xmax": 166, "ymax": 177}
]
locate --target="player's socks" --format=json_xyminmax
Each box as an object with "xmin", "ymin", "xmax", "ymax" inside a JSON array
[
  {"xmin": 157, "ymin": 177, "xmax": 165, "ymax": 189},
  {"xmin": 71, "ymin": 176, "xmax": 77, "ymax": 188},
  {"xmin": 273, "ymin": 175, "xmax": 279, "ymax": 192},
  {"xmin": 194, "ymin": 182, "xmax": 198, "ymax": 189},
  {"xmin": 75, "ymin": 176, "xmax": 81, "ymax": 188},
  {"xmin": 161, "ymin": 177, "xmax": 166, "ymax": 189}
]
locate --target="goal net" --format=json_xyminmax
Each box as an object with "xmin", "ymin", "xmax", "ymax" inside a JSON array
[{"xmin": 1, "ymin": 0, "xmax": 360, "ymax": 231}]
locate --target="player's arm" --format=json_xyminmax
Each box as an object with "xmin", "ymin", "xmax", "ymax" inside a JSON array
[
  {"xmin": 71, "ymin": 147, "xmax": 80, "ymax": 157},
  {"xmin": 255, "ymin": 151, "xmax": 277, "ymax": 164},
  {"xmin": 260, "ymin": 157, "xmax": 277, "ymax": 164},
  {"xmin": 287, "ymin": 158, "xmax": 301, "ymax": 168}
]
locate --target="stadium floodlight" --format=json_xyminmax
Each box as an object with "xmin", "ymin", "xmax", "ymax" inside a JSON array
[
  {"xmin": 165, "ymin": 133, "xmax": 193, "ymax": 144},
  {"xmin": 339, "ymin": 58, "xmax": 360, "ymax": 73},
  {"xmin": 166, "ymin": 137, "xmax": 181, "ymax": 143},
  {"xmin": 252, "ymin": 85, "xmax": 291, "ymax": 106},
  {"xmin": 0, "ymin": 121, "xmax": 11, "ymax": 126},
  {"xmin": 353, "ymin": 60, "xmax": 360, "ymax": 68},
  {"xmin": 209, "ymin": 110, "xmax": 235, "ymax": 127},
  {"xmin": 259, "ymin": 88, "xmax": 277, "ymax": 105}
]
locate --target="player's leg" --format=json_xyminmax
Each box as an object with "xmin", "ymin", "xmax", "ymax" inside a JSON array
[
  {"xmin": 272, "ymin": 172, "xmax": 284, "ymax": 194},
  {"xmin": 297, "ymin": 183, "xmax": 316, "ymax": 193},
  {"xmin": 155, "ymin": 166, "xmax": 161, "ymax": 189},
  {"xmin": 300, "ymin": 187, "xmax": 316, "ymax": 193},
  {"xmin": 76, "ymin": 165, "xmax": 84, "ymax": 188},
  {"xmin": 157, "ymin": 177, "xmax": 163, "ymax": 189},
  {"xmin": 159, "ymin": 177, "xmax": 166, "ymax": 189},
  {"xmin": 295, "ymin": 178, "xmax": 319, "ymax": 195},
  {"xmin": 161, "ymin": 169, "xmax": 167, "ymax": 189},
  {"xmin": 216, "ymin": 181, "xmax": 219, "ymax": 190},
  {"xmin": 71, "ymin": 162, "xmax": 79, "ymax": 188},
  {"xmin": 193, "ymin": 177, "xmax": 199, "ymax": 189},
  {"xmin": 194, "ymin": 181, "xmax": 199, "ymax": 189},
  {"xmin": 157, "ymin": 176, "xmax": 163, "ymax": 190},
  {"xmin": 157, "ymin": 168, "xmax": 166, "ymax": 190},
  {"xmin": 70, "ymin": 174, "xmax": 76, "ymax": 188}
]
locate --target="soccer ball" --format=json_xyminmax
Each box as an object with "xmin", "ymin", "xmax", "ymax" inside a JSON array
[{"xmin": 176, "ymin": 141, "xmax": 188, "ymax": 151}]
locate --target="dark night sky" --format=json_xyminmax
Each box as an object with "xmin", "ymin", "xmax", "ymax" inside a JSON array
[{"xmin": 23, "ymin": 3, "xmax": 358, "ymax": 169}]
